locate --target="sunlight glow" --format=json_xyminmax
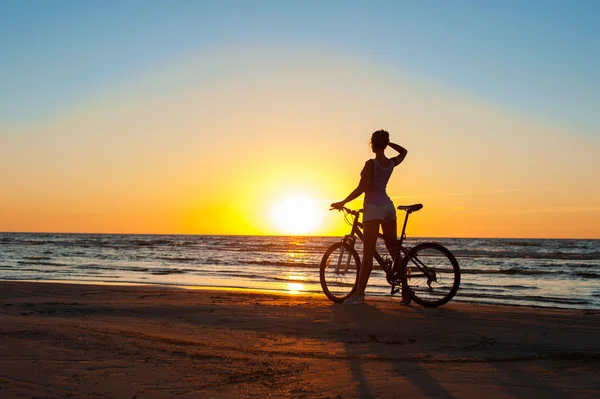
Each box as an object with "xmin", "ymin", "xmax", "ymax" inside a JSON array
[
  {"xmin": 287, "ymin": 283, "xmax": 305, "ymax": 294},
  {"xmin": 271, "ymin": 196, "xmax": 324, "ymax": 235}
]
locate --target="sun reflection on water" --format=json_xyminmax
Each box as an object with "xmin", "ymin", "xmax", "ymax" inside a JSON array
[
  {"xmin": 287, "ymin": 283, "xmax": 305, "ymax": 294},
  {"xmin": 287, "ymin": 274, "xmax": 306, "ymax": 281}
]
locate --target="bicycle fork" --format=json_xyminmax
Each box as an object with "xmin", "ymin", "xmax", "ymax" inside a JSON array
[
  {"xmin": 329, "ymin": 235, "xmax": 355, "ymax": 274},
  {"xmin": 335, "ymin": 247, "xmax": 352, "ymax": 274}
]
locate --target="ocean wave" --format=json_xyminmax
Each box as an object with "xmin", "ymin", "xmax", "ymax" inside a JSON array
[
  {"xmin": 502, "ymin": 241, "xmax": 542, "ymax": 247},
  {"xmin": 242, "ymin": 259, "xmax": 321, "ymax": 268},
  {"xmin": 74, "ymin": 264, "xmax": 150, "ymax": 273},
  {"xmin": 189, "ymin": 258, "xmax": 321, "ymax": 268},
  {"xmin": 502, "ymin": 284, "xmax": 539, "ymax": 290},
  {"xmin": 454, "ymin": 250, "xmax": 600, "ymax": 260},
  {"xmin": 456, "ymin": 292, "xmax": 590, "ymax": 306},
  {"xmin": 22, "ymin": 256, "xmax": 53, "ymax": 261},
  {"xmin": 8, "ymin": 267, "xmax": 71, "ymax": 274},
  {"xmin": 574, "ymin": 272, "xmax": 600, "ymax": 279},
  {"xmin": 460, "ymin": 284, "xmax": 539, "ymax": 291},
  {"xmin": 17, "ymin": 260, "xmax": 67, "ymax": 267},
  {"xmin": 460, "ymin": 267, "xmax": 600, "ymax": 278},
  {"xmin": 156, "ymin": 256, "xmax": 199, "ymax": 262},
  {"xmin": 129, "ymin": 238, "xmax": 173, "ymax": 246},
  {"xmin": 461, "ymin": 267, "xmax": 560, "ymax": 276},
  {"xmin": 219, "ymin": 246, "xmax": 324, "ymax": 255},
  {"xmin": 150, "ymin": 269, "xmax": 187, "ymax": 275}
]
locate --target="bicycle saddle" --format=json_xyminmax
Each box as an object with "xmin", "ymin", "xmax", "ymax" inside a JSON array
[{"xmin": 397, "ymin": 204, "xmax": 423, "ymax": 213}]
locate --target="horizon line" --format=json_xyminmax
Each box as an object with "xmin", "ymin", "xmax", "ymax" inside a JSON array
[{"xmin": 1, "ymin": 231, "xmax": 598, "ymax": 241}]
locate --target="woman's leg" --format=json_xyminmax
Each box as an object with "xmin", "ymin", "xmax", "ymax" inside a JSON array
[
  {"xmin": 381, "ymin": 218, "xmax": 411, "ymax": 303},
  {"xmin": 356, "ymin": 219, "xmax": 380, "ymax": 297},
  {"xmin": 380, "ymin": 219, "xmax": 398, "ymax": 257}
]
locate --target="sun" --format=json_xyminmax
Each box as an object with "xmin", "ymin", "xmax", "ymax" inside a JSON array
[{"xmin": 271, "ymin": 196, "xmax": 324, "ymax": 235}]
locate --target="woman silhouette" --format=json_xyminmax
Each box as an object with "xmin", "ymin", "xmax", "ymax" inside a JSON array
[{"xmin": 331, "ymin": 129, "xmax": 409, "ymax": 305}]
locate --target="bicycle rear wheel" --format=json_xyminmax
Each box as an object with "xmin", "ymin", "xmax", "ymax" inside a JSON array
[
  {"xmin": 400, "ymin": 242, "xmax": 460, "ymax": 307},
  {"xmin": 320, "ymin": 242, "xmax": 361, "ymax": 303}
]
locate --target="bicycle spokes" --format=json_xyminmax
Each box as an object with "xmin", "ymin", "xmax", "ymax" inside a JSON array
[
  {"xmin": 320, "ymin": 242, "xmax": 360, "ymax": 302},
  {"xmin": 403, "ymin": 243, "xmax": 460, "ymax": 307},
  {"xmin": 409, "ymin": 255, "xmax": 437, "ymax": 283}
]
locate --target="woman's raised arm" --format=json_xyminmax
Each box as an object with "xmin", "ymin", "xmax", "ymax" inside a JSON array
[{"xmin": 388, "ymin": 142, "xmax": 408, "ymax": 166}]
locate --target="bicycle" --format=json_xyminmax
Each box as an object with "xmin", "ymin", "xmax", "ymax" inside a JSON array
[{"xmin": 319, "ymin": 204, "xmax": 460, "ymax": 307}]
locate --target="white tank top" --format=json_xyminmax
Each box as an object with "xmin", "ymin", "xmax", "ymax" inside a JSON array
[{"xmin": 362, "ymin": 158, "xmax": 395, "ymax": 205}]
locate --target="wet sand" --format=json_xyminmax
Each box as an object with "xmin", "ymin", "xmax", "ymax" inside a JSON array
[{"xmin": 0, "ymin": 281, "xmax": 599, "ymax": 398}]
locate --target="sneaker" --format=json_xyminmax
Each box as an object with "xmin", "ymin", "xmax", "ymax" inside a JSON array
[{"xmin": 343, "ymin": 294, "xmax": 365, "ymax": 305}]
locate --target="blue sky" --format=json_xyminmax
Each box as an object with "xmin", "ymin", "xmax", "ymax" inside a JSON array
[
  {"xmin": 1, "ymin": 0, "xmax": 599, "ymax": 135},
  {"xmin": 2, "ymin": 1, "xmax": 599, "ymax": 237}
]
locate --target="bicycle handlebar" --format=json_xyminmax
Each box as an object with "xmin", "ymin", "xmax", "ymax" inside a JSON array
[
  {"xmin": 330, "ymin": 206, "xmax": 362, "ymax": 216},
  {"xmin": 331, "ymin": 203, "xmax": 423, "ymax": 217}
]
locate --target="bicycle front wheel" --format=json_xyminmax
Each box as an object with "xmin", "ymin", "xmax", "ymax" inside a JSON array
[
  {"xmin": 320, "ymin": 242, "xmax": 361, "ymax": 303},
  {"xmin": 401, "ymin": 242, "xmax": 460, "ymax": 307}
]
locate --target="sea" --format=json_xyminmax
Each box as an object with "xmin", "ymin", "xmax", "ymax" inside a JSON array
[{"xmin": 1, "ymin": 233, "xmax": 599, "ymax": 310}]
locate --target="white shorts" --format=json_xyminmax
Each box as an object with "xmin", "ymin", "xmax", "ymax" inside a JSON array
[{"xmin": 363, "ymin": 202, "xmax": 396, "ymax": 223}]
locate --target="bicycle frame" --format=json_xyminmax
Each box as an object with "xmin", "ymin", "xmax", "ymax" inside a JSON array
[{"xmin": 341, "ymin": 208, "xmax": 413, "ymax": 274}]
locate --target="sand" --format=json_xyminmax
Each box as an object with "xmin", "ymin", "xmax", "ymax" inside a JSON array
[{"xmin": 0, "ymin": 281, "xmax": 599, "ymax": 398}]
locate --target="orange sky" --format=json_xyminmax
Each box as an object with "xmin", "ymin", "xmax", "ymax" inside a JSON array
[{"xmin": 1, "ymin": 47, "xmax": 599, "ymax": 238}]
